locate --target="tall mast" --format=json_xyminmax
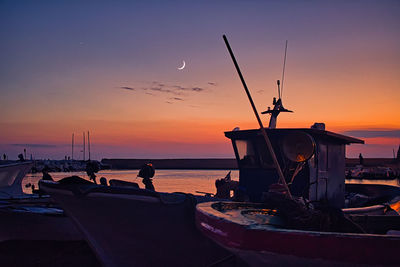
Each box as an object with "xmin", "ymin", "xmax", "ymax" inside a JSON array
[
  {"xmin": 83, "ymin": 132, "xmax": 86, "ymax": 161},
  {"xmin": 72, "ymin": 133, "xmax": 74, "ymax": 160},
  {"xmin": 88, "ymin": 131, "xmax": 91, "ymax": 160}
]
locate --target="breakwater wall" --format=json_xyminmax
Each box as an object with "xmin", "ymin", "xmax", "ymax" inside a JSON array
[
  {"xmin": 101, "ymin": 158, "xmax": 238, "ymax": 170},
  {"xmin": 101, "ymin": 158, "xmax": 399, "ymax": 170},
  {"xmin": 345, "ymin": 158, "xmax": 399, "ymax": 168}
]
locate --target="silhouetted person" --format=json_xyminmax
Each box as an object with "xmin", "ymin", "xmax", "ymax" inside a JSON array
[
  {"xmin": 2, "ymin": 154, "xmax": 5, "ymax": 160},
  {"xmin": 359, "ymin": 153, "xmax": 364, "ymax": 165},
  {"xmin": 138, "ymin": 163, "xmax": 155, "ymax": 191},
  {"xmin": 100, "ymin": 177, "xmax": 108, "ymax": 186},
  {"xmin": 42, "ymin": 165, "xmax": 50, "ymax": 172},
  {"xmin": 42, "ymin": 170, "xmax": 54, "ymax": 181},
  {"xmin": 18, "ymin": 153, "xmax": 24, "ymax": 162},
  {"xmin": 86, "ymin": 161, "xmax": 100, "ymax": 184},
  {"xmin": 215, "ymin": 171, "xmax": 238, "ymax": 199}
]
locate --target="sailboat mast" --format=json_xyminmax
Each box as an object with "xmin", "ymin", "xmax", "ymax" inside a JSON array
[
  {"xmin": 88, "ymin": 131, "xmax": 91, "ymax": 160},
  {"xmin": 72, "ymin": 133, "xmax": 74, "ymax": 160}
]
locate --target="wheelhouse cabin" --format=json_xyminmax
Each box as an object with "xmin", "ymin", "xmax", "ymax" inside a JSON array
[{"xmin": 225, "ymin": 125, "xmax": 363, "ymax": 208}]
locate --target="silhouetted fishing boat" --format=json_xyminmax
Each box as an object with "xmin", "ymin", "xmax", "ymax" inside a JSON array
[
  {"xmin": 39, "ymin": 178, "xmax": 243, "ymax": 266},
  {"xmin": 195, "ymin": 35, "xmax": 400, "ymax": 266},
  {"xmin": 196, "ymin": 201, "xmax": 400, "ymax": 266}
]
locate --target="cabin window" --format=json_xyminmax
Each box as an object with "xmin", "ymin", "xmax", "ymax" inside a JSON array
[
  {"xmin": 254, "ymin": 138, "xmax": 275, "ymax": 169},
  {"xmin": 235, "ymin": 140, "xmax": 259, "ymax": 168}
]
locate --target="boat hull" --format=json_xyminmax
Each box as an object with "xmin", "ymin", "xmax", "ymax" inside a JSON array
[
  {"xmin": 39, "ymin": 181, "xmax": 244, "ymax": 267},
  {"xmin": 196, "ymin": 202, "xmax": 400, "ymax": 266},
  {"xmin": 0, "ymin": 197, "xmax": 82, "ymax": 242}
]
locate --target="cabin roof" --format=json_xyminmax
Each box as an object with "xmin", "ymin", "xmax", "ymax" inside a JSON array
[{"xmin": 224, "ymin": 128, "xmax": 364, "ymax": 145}]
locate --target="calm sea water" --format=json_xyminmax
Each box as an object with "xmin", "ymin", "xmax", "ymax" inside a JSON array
[
  {"xmin": 23, "ymin": 169, "xmax": 239, "ymax": 195},
  {"xmin": 346, "ymin": 178, "xmax": 400, "ymax": 187},
  {"xmin": 23, "ymin": 169, "xmax": 399, "ymax": 195}
]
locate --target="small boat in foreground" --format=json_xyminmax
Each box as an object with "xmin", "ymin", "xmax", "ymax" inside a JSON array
[
  {"xmin": 196, "ymin": 201, "xmax": 400, "ymax": 266},
  {"xmin": 39, "ymin": 178, "xmax": 244, "ymax": 267}
]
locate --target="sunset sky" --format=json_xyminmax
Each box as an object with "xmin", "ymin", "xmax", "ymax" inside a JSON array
[{"xmin": 1, "ymin": 0, "xmax": 399, "ymax": 160}]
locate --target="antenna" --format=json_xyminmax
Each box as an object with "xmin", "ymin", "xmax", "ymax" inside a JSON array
[
  {"xmin": 281, "ymin": 40, "xmax": 288, "ymax": 99},
  {"xmin": 261, "ymin": 40, "xmax": 292, "ymax": 128}
]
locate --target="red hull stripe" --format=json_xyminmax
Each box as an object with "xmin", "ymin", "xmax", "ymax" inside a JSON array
[{"xmin": 196, "ymin": 206, "xmax": 400, "ymax": 265}]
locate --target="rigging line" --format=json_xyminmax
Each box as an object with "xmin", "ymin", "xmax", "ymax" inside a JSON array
[{"xmin": 281, "ymin": 40, "xmax": 288, "ymax": 99}]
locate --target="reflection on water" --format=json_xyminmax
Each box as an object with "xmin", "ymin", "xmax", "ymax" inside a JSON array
[
  {"xmin": 24, "ymin": 170, "xmax": 399, "ymax": 195},
  {"xmin": 24, "ymin": 169, "xmax": 239, "ymax": 195},
  {"xmin": 346, "ymin": 178, "xmax": 400, "ymax": 187}
]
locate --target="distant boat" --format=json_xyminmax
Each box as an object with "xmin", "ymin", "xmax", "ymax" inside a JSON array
[
  {"xmin": 0, "ymin": 162, "xmax": 33, "ymax": 198},
  {"xmin": 346, "ymin": 165, "xmax": 399, "ymax": 180}
]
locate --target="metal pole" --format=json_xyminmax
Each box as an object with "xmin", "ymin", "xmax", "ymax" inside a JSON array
[
  {"xmin": 72, "ymin": 133, "xmax": 74, "ymax": 160},
  {"xmin": 222, "ymin": 35, "xmax": 292, "ymax": 199},
  {"xmin": 88, "ymin": 131, "xmax": 91, "ymax": 160}
]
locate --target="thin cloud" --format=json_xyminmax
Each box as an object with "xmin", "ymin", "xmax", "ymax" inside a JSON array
[
  {"xmin": 149, "ymin": 87, "xmax": 182, "ymax": 95},
  {"xmin": 116, "ymin": 82, "xmax": 209, "ymax": 101},
  {"xmin": 172, "ymin": 85, "xmax": 205, "ymax": 92},
  {"xmin": 170, "ymin": 97, "xmax": 184, "ymax": 101},
  {"xmin": 120, "ymin": 86, "xmax": 135, "ymax": 91}
]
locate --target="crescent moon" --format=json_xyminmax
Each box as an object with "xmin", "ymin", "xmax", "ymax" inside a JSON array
[{"xmin": 178, "ymin": 60, "xmax": 186, "ymax": 70}]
